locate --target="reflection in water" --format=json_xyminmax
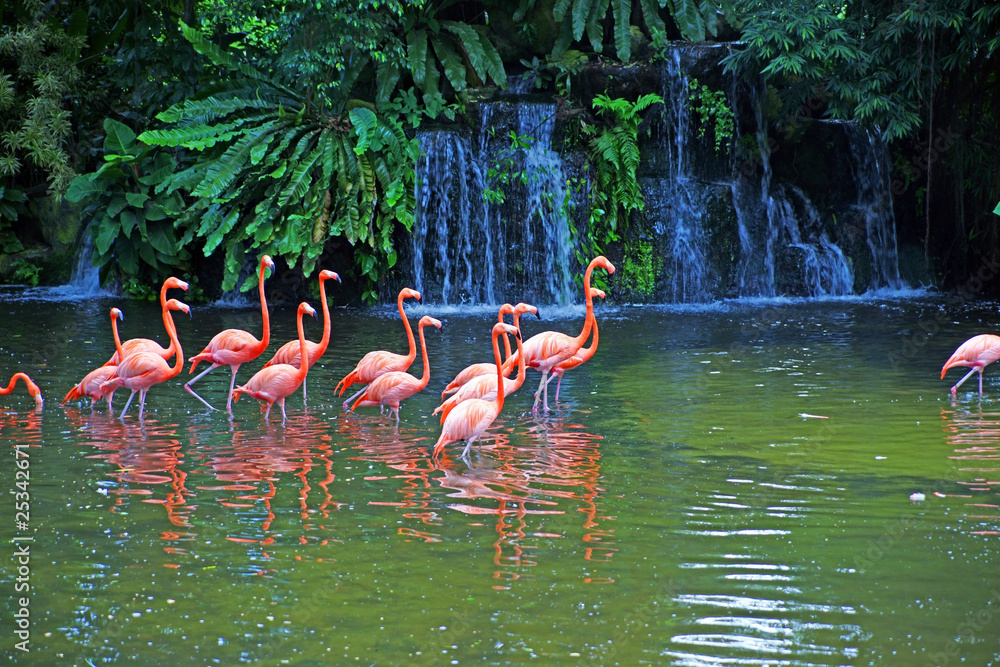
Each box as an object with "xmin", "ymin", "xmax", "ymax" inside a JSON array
[
  {"xmin": 193, "ymin": 411, "xmax": 340, "ymax": 553},
  {"xmin": 68, "ymin": 409, "xmax": 195, "ymax": 529},
  {"xmin": 347, "ymin": 410, "xmax": 613, "ymax": 588},
  {"xmin": 940, "ymin": 403, "xmax": 1000, "ymax": 536}
]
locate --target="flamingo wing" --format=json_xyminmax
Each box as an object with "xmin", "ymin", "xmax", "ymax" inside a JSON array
[{"xmin": 942, "ymin": 334, "xmax": 1000, "ymax": 378}]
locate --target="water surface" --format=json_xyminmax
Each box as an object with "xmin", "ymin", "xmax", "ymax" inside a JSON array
[{"xmin": 1, "ymin": 289, "xmax": 998, "ymax": 665}]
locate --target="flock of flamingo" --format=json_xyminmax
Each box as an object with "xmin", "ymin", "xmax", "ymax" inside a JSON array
[{"xmin": 0, "ymin": 255, "xmax": 615, "ymax": 458}]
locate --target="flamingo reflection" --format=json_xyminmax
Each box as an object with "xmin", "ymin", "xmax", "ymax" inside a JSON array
[
  {"xmin": 67, "ymin": 409, "xmax": 195, "ymax": 530},
  {"xmin": 939, "ymin": 403, "xmax": 1000, "ymax": 536},
  {"xmin": 194, "ymin": 412, "xmax": 340, "ymax": 552}
]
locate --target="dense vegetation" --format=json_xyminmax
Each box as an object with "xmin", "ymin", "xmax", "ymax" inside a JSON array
[{"xmin": 1, "ymin": 0, "xmax": 998, "ymax": 298}]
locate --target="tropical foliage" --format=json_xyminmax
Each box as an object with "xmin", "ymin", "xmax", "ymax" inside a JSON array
[
  {"xmin": 585, "ymin": 93, "xmax": 664, "ymax": 248},
  {"xmin": 139, "ymin": 23, "xmax": 419, "ymax": 297},
  {"xmin": 0, "ymin": 0, "xmax": 997, "ymax": 296}
]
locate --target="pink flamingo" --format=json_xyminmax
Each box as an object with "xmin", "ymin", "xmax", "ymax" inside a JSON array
[
  {"xmin": 440, "ymin": 302, "xmax": 539, "ymax": 400},
  {"xmin": 185, "ymin": 256, "xmax": 274, "ymax": 412},
  {"xmin": 350, "ymin": 315, "xmax": 442, "ymax": 423},
  {"xmin": 434, "ymin": 319, "xmax": 526, "ymax": 424},
  {"xmin": 335, "ymin": 287, "xmax": 421, "ymax": 410},
  {"xmin": 232, "ymin": 302, "xmax": 317, "ymax": 421},
  {"xmin": 539, "ymin": 287, "xmax": 605, "ymax": 405},
  {"xmin": 0, "ymin": 372, "xmax": 43, "ymax": 408},
  {"xmin": 941, "ymin": 334, "xmax": 1000, "ymax": 395},
  {"xmin": 517, "ymin": 256, "xmax": 614, "ymax": 411},
  {"xmin": 101, "ymin": 299, "xmax": 189, "ymax": 419},
  {"xmin": 260, "ymin": 269, "xmax": 340, "ymax": 401},
  {"xmin": 434, "ymin": 322, "xmax": 520, "ymax": 459},
  {"xmin": 62, "ymin": 307, "xmax": 126, "ymax": 410},
  {"xmin": 104, "ymin": 277, "xmax": 188, "ymax": 365}
]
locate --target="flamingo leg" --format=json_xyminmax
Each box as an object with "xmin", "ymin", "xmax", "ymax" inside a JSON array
[
  {"xmin": 138, "ymin": 389, "xmax": 148, "ymax": 419},
  {"xmin": 264, "ymin": 402, "xmax": 272, "ymax": 420},
  {"xmin": 279, "ymin": 398, "xmax": 288, "ymax": 423},
  {"xmin": 532, "ymin": 372, "xmax": 548, "ymax": 411},
  {"xmin": 225, "ymin": 366, "xmax": 241, "ymax": 413},
  {"xmin": 119, "ymin": 390, "xmax": 137, "ymax": 419},
  {"xmin": 185, "ymin": 364, "xmax": 221, "ymax": 411},
  {"xmin": 302, "ymin": 377, "xmax": 307, "ymax": 404},
  {"xmin": 951, "ymin": 367, "xmax": 980, "ymax": 396},
  {"xmin": 343, "ymin": 385, "xmax": 367, "ymax": 411},
  {"xmin": 460, "ymin": 436, "xmax": 480, "ymax": 459}
]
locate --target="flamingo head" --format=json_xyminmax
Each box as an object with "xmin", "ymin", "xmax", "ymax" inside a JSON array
[
  {"xmin": 400, "ymin": 287, "xmax": 421, "ymax": 302},
  {"xmin": 498, "ymin": 303, "xmax": 515, "ymax": 317},
  {"xmin": 493, "ymin": 322, "xmax": 520, "ymax": 341},
  {"xmin": 514, "ymin": 302, "xmax": 540, "ymax": 319},
  {"xmin": 164, "ymin": 276, "xmax": 189, "ymax": 292},
  {"xmin": 166, "ymin": 299, "xmax": 191, "ymax": 316},
  {"xmin": 299, "ymin": 302, "xmax": 317, "ymax": 319},
  {"xmin": 419, "ymin": 316, "xmax": 443, "ymax": 330},
  {"xmin": 590, "ymin": 288, "xmax": 606, "ymax": 300},
  {"xmin": 319, "ymin": 270, "xmax": 341, "ymax": 284},
  {"xmin": 25, "ymin": 378, "xmax": 43, "ymax": 408},
  {"xmin": 590, "ymin": 255, "xmax": 616, "ymax": 275},
  {"xmin": 261, "ymin": 255, "xmax": 275, "ymax": 276},
  {"xmin": 110, "ymin": 307, "xmax": 124, "ymax": 321}
]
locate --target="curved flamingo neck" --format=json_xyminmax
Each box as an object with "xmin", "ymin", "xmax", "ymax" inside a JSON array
[
  {"xmin": 499, "ymin": 305, "xmax": 513, "ymax": 360},
  {"xmin": 416, "ymin": 322, "xmax": 433, "ymax": 389},
  {"xmin": 296, "ymin": 307, "xmax": 310, "ymax": 381},
  {"xmin": 257, "ymin": 261, "xmax": 271, "ymax": 351},
  {"xmin": 0, "ymin": 373, "xmax": 33, "ymax": 396},
  {"xmin": 511, "ymin": 332, "xmax": 527, "ymax": 391},
  {"xmin": 492, "ymin": 329, "xmax": 506, "ymax": 413},
  {"xmin": 111, "ymin": 312, "xmax": 125, "ymax": 360},
  {"xmin": 164, "ymin": 309, "xmax": 185, "ymax": 379},
  {"xmin": 579, "ymin": 318, "xmax": 599, "ymax": 361},
  {"xmin": 161, "ymin": 300, "xmax": 178, "ymax": 357},
  {"xmin": 399, "ymin": 292, "xmax": 416, "ymax": 364},
  {"xmin": 574, "ymin": 261, "xmax": 601, "ymax": 346},
  {"xmin": 314, "ymin": 276, "xmax": 333, "ymax": 359}
]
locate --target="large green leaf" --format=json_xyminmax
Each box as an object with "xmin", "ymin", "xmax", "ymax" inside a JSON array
[
  {"xmin": 103, "ymin": 119, "xmax": 137, "ymax": 156},
  {"xmin": 65, "ymin": 174, "xmax": 107, "ymax": 202},
  {"xmin": 407, "ymin": 30, "xmax": 429, "ymax": 88},
  {"xmin": 613, "ymin": 0, "xmax": 632, "ymax": 60},
  {"xmin": 432, "ymin": 36, "xmax": 467, "ymax": 91}
]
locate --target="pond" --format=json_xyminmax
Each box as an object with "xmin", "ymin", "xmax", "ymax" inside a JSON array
[{"xmin": 1, "ymin": 286, "xmax": 998, "ymax": 665}]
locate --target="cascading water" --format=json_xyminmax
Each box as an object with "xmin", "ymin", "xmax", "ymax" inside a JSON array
[
  {"xmin": 407, "ymin": 96, "xmax": 577, "ymax": 306},
  {"xmin": 66, "ymin": 232, "xmax": 105, "ymax": 295},
  {"xmin": 847, "ymin": 125, "xmax": 904, "ymax": 291},
  {"xmin": 771, "ymin": 185, "xmax": 854, "ymax": 296},
  {"xmin": 654, "ymin": 50, "xmax": 711, "ymax": 302},
  {"xmin": 406, "ymin": 44, "xmax": 905, "ymax": 305},
  {"xmin": 411, "ymin": 129, "xmax": 491, "ymax": 304}
]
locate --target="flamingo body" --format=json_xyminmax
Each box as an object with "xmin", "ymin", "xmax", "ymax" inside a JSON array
[
  {"xmin": 232, "ymin": 303, "xmax": 316, "ymax": 421},
  {"xmin": 434, "ymin": 322, "xmax": 519, "ymax": 459},
  {"xmin": 64, "ymin": 307, "xmax": 125, "ymax": 409},
  {"xmin": 440, "ymin": 303, "xmax": 538, "ymax": 399},
  {"xmin": 351, "ymin": 316, "xmax": 442, "ymax": 423},
  {"xmin": 435, "ymin": 319, "xmax": 528, "ymax": 424},
  {"xmin": 336, "ymin": 288, "xmax": 421, "ymax": 409},
  {"xmin": 185, "ymin": 256, "xmax": 274, "ymax": 411},
  {"xmin": 942, "ymin": 334, "xmax": 1000, "ymax": 396},
  {"xmin": 261, "ymin": 270, "xmax": 340, "ymax": 401},
  {"xmin": 1, "ymin": 372, "xmax": 43, "ymax": 408},
  {"xmin": 542, "ymin": 288, "xmax": 604, "ymax": 404},
  {"xmin": 516, "ymin": 256, "xmax": 614, "ymax": 411},
  {"xmin": 104, "ymin": 277, "xmax": 188, "ymax": 365},
  {"xmin": 102, "ymin": 299, "xmax": 189, "ymax": 419}
]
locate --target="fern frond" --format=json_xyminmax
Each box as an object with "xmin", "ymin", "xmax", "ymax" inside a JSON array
[
  {"xmin": 407, "ymin": 30, "xmax": 429, "ymax": 88},
  {"xmin": 612, "ymin": 0, "xmax": 632, "ymax": 61}
]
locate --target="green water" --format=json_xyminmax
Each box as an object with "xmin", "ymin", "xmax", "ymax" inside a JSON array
[{"xmin": 1, "ymin": 288, "xmax": 998, "ymax": 665}]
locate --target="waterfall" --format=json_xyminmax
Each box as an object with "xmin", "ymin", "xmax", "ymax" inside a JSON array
[
  {"xmin": 67, "ymin": 232, "xmax": 104, "ymax": 294},
  {"xmin": 847, "ymin": 125, "xmax": 904, "ymax": 291},
  {"xmin": 408, "ymin": 98, "xmax": 577, "ymax": 306},
  {"xmin": 647, "ymin": 50, "xmax": 711, "ymax": 302},
  {"xmin": 412, "ymin": 129, "xmax": 490, "ymax": 304},
  {"xmin": 772, "ymin": 185, "xmax": 854, "ymax": 296},
  {"xmin": 507, "ymin": 102, "xmax": 574, "ymax": 306}
]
